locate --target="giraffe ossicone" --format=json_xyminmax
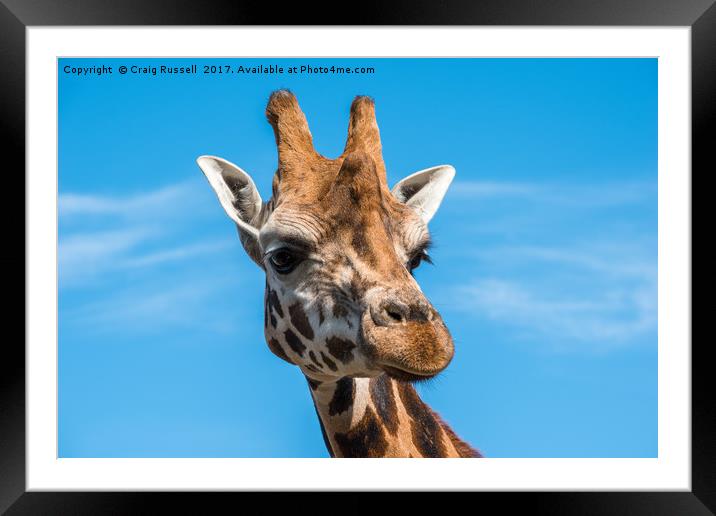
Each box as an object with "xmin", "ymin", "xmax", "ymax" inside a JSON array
[{"xmin": 197, "ymin": 90, "xmax": 481, "ymax": 458}]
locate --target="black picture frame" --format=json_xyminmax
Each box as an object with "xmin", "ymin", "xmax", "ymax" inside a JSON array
[{"xmin": 1, "ymin": 1, "xmax": 709, "ymax": 513}]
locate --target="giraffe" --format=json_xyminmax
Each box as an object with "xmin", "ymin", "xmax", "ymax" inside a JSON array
[{"xmin": 197, "ymin": 90, "xmax": 481, "ymax": 458}]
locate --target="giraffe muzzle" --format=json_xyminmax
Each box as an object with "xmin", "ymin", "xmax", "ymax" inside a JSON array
[{"xmin": 361, "ymin": 297, "xmax": 454, "ymax": 380}]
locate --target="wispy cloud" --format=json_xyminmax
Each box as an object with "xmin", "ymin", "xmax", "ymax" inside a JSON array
[
  {"xmin": 449, "ymin": 179, "xmax": 656, "ymax": 207},
  {"xmin": 121, "ymin": 240, "xmax": 234, "ymax": 269},
  {"xmin": 456, "ymin": 276, "xmax": 656, "ymax": 351},
  {"xmin": 59, "ymin": 227, "xmax": 155, "ymax": 286},
  {"xmin": 469, "ymin": 244, "xmax": 656, "ymax": 281},
  {"xmin": 59, "ymin": 232, "xmax": 233, "ymax": 287},
  {"xmin": 58, "ymin": 180, "xmax": 208, "ymax": 220},
  {"xmin": 445, "ymin": 242, "xmax": 657, "ymax": 352},
  {"xmin": 58, "ymin": 180, "xmax": 233, "ymax": 288},
  {"xmin": 59, "ymin": 180, "xmax": 250, "ymax": 337},
  {"xmin": 61, "ymin": 275, "xmax": 246, "ymax": 337},
  {"xmin": 449, "ymin": 181, "xmax": 536, "ymax": 199},
  {"xmin": 440, "ymin": 178, "xmax": 656, "ymax": 353}
]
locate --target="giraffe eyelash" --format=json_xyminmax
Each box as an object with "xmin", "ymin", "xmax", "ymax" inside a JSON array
[
  {"xmin": 408, "ymin": 247, "xmax": 433, "ymax": 273},
  {"xmin": 411, "ymin": 238, "xmax": 433, "ymax": 262},
  {"xmin": 418, "ymin": 252, "xmax": 433, "ymax": 265}
]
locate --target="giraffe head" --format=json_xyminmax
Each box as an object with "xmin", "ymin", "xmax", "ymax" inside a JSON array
[{"xmin": 198, "ymin": 91, "xmax": 456, "ymax": 383}]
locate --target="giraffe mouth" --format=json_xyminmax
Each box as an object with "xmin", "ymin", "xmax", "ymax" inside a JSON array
[
  {"xmin": 360, "ymin": 309, "xmax": 455, "ymax": 382},
  {"xmin": 381, "ymin": 365, "xmax": 440, "ymax": 382}
]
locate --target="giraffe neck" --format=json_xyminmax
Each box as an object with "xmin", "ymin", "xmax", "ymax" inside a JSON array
[{"xmin": 306, "ymin": 374, "xmax": 481, "ymax": 458}]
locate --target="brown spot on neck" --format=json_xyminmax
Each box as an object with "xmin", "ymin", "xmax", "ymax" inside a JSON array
[
  {"xmin": 307, "ymin": 376, "xmax": 477, "ymax": 458},
  {"xmin": 333, "ymin": 406, "xmax": 388, "ymax": 458},
  {"xmin": 396, "ymin": 382, "xmax": 448, "ymax": 458},
  {"xmin": 369, "ymin": 375, "xmax": 399, "ymax": 436}
]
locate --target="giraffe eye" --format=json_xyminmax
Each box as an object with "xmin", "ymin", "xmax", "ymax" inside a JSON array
[
  {"xmin": 269, "ymin": 248, "xmax": 302, "ymax": 274},
  {"xmin": 408, "ymin": 251, "xmax": 432, "ymax": 272}
]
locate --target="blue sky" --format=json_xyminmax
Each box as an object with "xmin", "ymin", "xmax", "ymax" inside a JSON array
[{"xmin": 58, "ymin": 58, "xmax": 657, "ymax": 458}]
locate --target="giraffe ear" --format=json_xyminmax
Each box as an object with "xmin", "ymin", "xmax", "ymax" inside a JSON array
[
  {"xmin": 391, "ymin": 165, "xmax": 455, "ymax": 223},
  {"xmin": 197, "ymin": 155, "xmax": 264, "ymax": 264}
]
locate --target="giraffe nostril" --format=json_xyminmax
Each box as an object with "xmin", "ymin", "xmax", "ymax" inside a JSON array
[
  {"xmin": 370, "ymin": 297, "xmax": 432, "ymax": 327},
  {"xmin": 374, "ymin": 301, "xmax": 410, "ymax": 326}
]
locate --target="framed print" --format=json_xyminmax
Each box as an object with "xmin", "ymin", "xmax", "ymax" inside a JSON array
[{"xmin": 1, "ymin": 0, "xmax": 710, "ymax": 513}]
